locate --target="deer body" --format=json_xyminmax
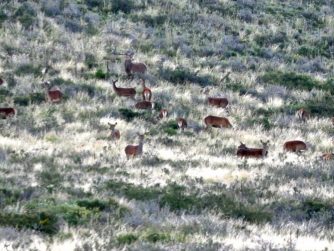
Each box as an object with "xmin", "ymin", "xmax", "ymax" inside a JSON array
[
  {"xmin": 135, "ymin": 101, "xmax": 154, "ymax": 110},
  {"xmin": 125, "ymin": 134, "xmax": 145, "ymax": 158},
  {"xmin": 204, "ymin": 115, "xmax": 232, "ymax": 128},
  {"xmin": 283, "ymin": 140, "xmax": 307, "ymax": 152},
  {"xmin": 322, "ymin": 153, "xmax": 334, "ymax": 160},
  {"xmin": 177, "ymin": 118, "xmax": 187, "ymax": 131},
  {"xmin": 0, "ymin": 108, "xmax": 15, "ymax": 119},
  {"xmin": 296, "ymin": 108, "xmax": 310, "ymax": 122},
  {"xmin": 208, "ymin": 97, "xmax": 228, "ymax": 108},
  {"xmin": 108, "ymin": 122, "xmax": 120, "ymax": 140},
  {"xmin": 237, "ymin": 140, "xmax": 269, "ymax": 158},
  {"xmin": 159, "ymin": 109, "xmax": 168, "ymax": 119},
  {"xmin": 140, "ymin": 79, "xmax": 152, "ymax": 101},
  {"xmin": 112, "ymin": 80, "xmax": 136, "ymax": 98},
  {"xmin": 124, "ymin": 55, "xmax": 147, "ymax": 78},
  {"xmin": 43, "ymin": 81, "xmax": 62, "ymax": 103}
]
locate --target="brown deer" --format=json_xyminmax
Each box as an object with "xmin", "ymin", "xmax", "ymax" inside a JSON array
[
  {"xmin": 159, "ymin": 109, "xmax": 168, "ymax": 119},
  {"xmin": 139, "ymin": 79, "xmax": 152, "ymax": 101},
  {"xmin": 135, "ymin": 101, "xmax": 154, "ymax": 110},
  {"xmin": 177, "ymin": 118, "xmax": 187, "ymax": 131},
  {"xmin": 124, "ymin": 52, "xmax": 147, "ymax": 79},
  {"xmin": 208, "ymin": 97, "xmax": 229, "ymax": 108},
  {"xmin": 42, "ymin": 81, "xmax": 62, "ymax": 103},
  {"xmin": 296, "ymin": 108, "xmax": 310, "ymax": 122},
  {"xmin": 204, "ymin": 115, "xmax": 232, "ymax": 129},
  {"xmin": 112, "ymin": 79, "xmax": 136, "ymax": 98},
  {"xmin": 237, "ymin": 140, "xmax": 269, "ymax": 158},
  {"xmin": 321, "ymin": 152, "xmax": 334, "ymax": 160},
  {"xmin": 283, "ymin": 140, "xmax": 307, "ymax": 152},
  {"xmin": 0, "ymin": 108, "xmax": 15, "ymax": 119},
  {"xmin": 108, "ymin": 122, "xmax": 120, "ymax": 140},
  {"xmin": 125, "ymin": 133, "xmax": 145, "ymax": 159}
]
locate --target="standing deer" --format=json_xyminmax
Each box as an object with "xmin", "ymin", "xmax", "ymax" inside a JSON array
[
  {"xmin": 108, "ymin": 122, "xmax": 120, "ymax": 140},
  {"xmin": 135, "ymin": 101, "xmax": 154, "ymax": 110},
  {"xmin": 0, "ymin": 108, "xmax": 15, "ymax": 119},
  {"xmin": 283, "ymin": 140, "xmax": 307, "ymax": 153},
  {"xmin": 124, "ymin": 52, "xmax": 147, "ymax": 79},
  {"xmin": 159, "ymin": 109, "xmax": 168, "ymax": 119},
  {"xmin": 321, "ymin": 152, "xmax": 334, "ymax": 160},
  {"xmin": 125, "ymin": 133, "xmax": 145, "ymax": 159},
  {"xmin": 204, "ymin": 115, "xmax": 232, "ymax": 129},
  {"xmin": 42, "ymin": 81, "xmax": 63, "ymax": 103},
  {"xmin": 208, "ymin": 97, "xmax": 229, "ymax": 108},
  {"xmin": 177, "ymin": 118, "xmax": 187, "ymax": 132},
  {"xmin": 296, "ymin": 108, "xmax": 310, "ymax": 122},
  {"xmin": 112, "ymin": 79, "xmax": 136, "ymax": 98},
  {"xmin": 237, "ymin": 140, "xmax": 269, "ymax": 158},
  {"xmin": 139, "ymin": 79, "xmax": 152, "ymax": 101}
]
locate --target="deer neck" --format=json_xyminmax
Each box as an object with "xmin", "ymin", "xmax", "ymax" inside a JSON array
[{"xmin": 112, "ymin": 81, "xmax": 118, "ymax": 92}]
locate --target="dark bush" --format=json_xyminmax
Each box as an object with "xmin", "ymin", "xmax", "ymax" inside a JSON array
[
  {"xmin": 119, "ymin": 108, "xmax": 142, "ymax": 122},
  {"xmin": 111, "ymin": 0, "xmax": 135, "ymax": 14},
  {"xmin": 14, "ymin": 96, "xmax": 30, "ymax": 106},
  {"xmin": 15, "ymin": 64, "xmax": 42, "ymax": 77},
  {"xmin": 260, "ymin": 71, "xmax": 320, "ymax": 91}
]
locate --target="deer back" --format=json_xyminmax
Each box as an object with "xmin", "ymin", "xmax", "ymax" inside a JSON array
[
  {"xmin": 208, "ymin": 97, "xmax": 228, "ymax": 108},
  {"xmin": 283, "ymin": 140, "xmax": 307, "ymax": 152},
  {"xmin": 204, "ymin": 115, "xmax": 232, "ymax": 128}
]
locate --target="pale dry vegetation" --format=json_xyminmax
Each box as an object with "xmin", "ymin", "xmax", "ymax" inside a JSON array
[{"xmin": 0, "ymin": 0, "xmax": 334, "ymax": 250}]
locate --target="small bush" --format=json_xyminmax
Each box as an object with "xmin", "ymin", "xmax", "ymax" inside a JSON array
[
  {"xmin": 160, "ymin": 121, "xmax": 178, "ymax": 136},
  {"xmin": 111, "ymin": 0, "xmax": 135, "ymax": 14},
  {"xmin": 95, "ymin": 69, "xmax": 108, "ymax": 79},
  {"xmin": 260, "ymin": 71, "xmax": 320, "ymax": 91},
  {"xmin": 85, "ymin": 53, "xmax": 98, "ymax": 69},
  {"xmin": 30, "ymin": 93, "xmax": 46, "ymax": 104},
  {"xmin": 76, "ymin": 199, "xmax": 108, "ymax": 211},
  {"xmin": 144, "ymin": 231, "xmax": 172, "ymax": 243},
  {"xmin": 14, "ymin": 96, "xmax": 30, "ymax": 106},
  {"xmin": 15, "ymin": 64, "xmax": 42, "ymax": 77},
  {"xmin": 119, "ymin": 108, "xmax": 142, "ymax": 122},
  {"xmin": 117, "ymin": 233, "xmax": 139, "ymax": 245}
]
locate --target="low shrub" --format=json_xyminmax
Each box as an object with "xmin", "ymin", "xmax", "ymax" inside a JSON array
[
  {"xmin": 119, "ymin": 108, "xmax": 142, "ymax": 122},
  {"xmin": 117, "ymin": 233, "xmax": 139, "ymax": 245}
]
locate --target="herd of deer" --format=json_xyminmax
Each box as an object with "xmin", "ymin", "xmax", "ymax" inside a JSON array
[{"xmin": 1, "ymin": 52, "xmax": 334, "ymax": 160}]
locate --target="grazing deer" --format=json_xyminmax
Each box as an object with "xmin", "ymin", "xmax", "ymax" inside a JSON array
[
  {"xmin": 283, "ymin": 140, "xmax": 307, "ymax": 153},
  {"xmin": 159, "ymin": 109, "xmax": 168, "ymax": 119},
  {"xmin": 204, "ymin": 115, "xmax": 232, "ymax": 129},
  {"xmin": 42, "ymin": 81, "xmax": 62, "ymax": 103},
  {"xmin": 135, "ymin": 101, "xmax": 154, "ymax": 110},
  {"xmin": 125, "ymin": 133, "xmax": 145, "ymax": 159},
  {"xmin": 139, "ymin": 79, "xmax": 152, "ymax": 101},
  {"xmin": 112, "ymin": 79, "xmax": 136, "ymax": 98},
  {"xmin": 296, "ymin": 108, "xmax": 310, "ymax": 122},
  {"xmin": 0, "ymin": 108, "xmax": 15, "ymax": 119},
  {"xmin": 237, "ymin": 140, "xmax": 269, "ymax": 158},
  {"xmin": 177, "ymin": 118, "xmax": 187, "ymax": 131},
  {"xmin": 108, "ymin": 122, "xmax": 120, "ymax": 140},
  {"xmin": 124, "ymin": 52, "xmax": 147, "ymax": 79},
  {"xmin": 321, "ymin": 152, "xmax": 334, "ymax": 161},
  {"xmin": 208, "ymin": 97, "xmax": 229, "ymax": 108}
]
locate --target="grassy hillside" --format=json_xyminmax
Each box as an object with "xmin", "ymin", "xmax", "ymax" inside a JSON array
[{"xmin": 0, "ymin": 0, "xmax": 334, "ymax": 250}]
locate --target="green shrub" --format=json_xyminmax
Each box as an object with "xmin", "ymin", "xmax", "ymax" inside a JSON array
[
  {"xmin": 0, "ymin": 211, "xmax": 58, "ymax": 235},
  {"xmin": 0, "ymin": 10, "xmax": 8, "ymax": 25},
  {"xmin": 161, "ymin": 121, "xmax": 178, "ymax": 136},
  {"xmin": 144, "ymin": 231, "xmax": 172, "ymax": 243},
  {"xmin": 260, "ymin": 71, "xmax": 320, "ymax": 91},
  {"xmin": 76, "ymin": 199, "xmax": 108, "ymax": 211},
  {"xmin": 15, "ymin": 64, "xmax": 42, "ymax": 77},
  {"xmin": 14, "ymin": 3, "xmax": 37, "ymax": 29},
  {"xmin": 119, "ymin": 108, "xmax": 142, "ymax": 122},
  {"xmin": 14, "ymin": 96, "xmax": 30, "ymax": 106},
  {"xmin": 84, "ymin": 53, "xmax": 98, "ymax": 69},
  {"xmin": 117, "ymin": 233, "xmax": 139, "ymax": 245},
  {"xmin": 30, "ymin": 93, "xmax": 46, "ymax": 104},
  {"xmin": 0, "ymin": 188, "xmax": 20, "ymax": 207},
  {"xmin": 95, "ymin": 69, "xmax": 108, "ymax": 79},
  {"xmin": 111, "ymin": 0, "xmax": 135, "ymax": 14}
]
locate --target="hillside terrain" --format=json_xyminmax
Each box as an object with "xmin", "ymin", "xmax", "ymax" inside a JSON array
[{"xmin": 0, "ymin": 0, "xmax": 334, "ymax": 250}]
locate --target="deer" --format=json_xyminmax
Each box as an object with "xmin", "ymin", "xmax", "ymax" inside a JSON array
[
  {"xmin": 237, "ymin": 140, "xmax": 269, "ymax": 158},
  {"xmin": 0, "ymin": 108, "xmax": 15, "ymax": 119},
  {"xmin": 296, "ymin": 108, "xmax": 310, "ymax": 122},
  {"xmin": 159, "ymin": 109, "xmax": 168, "ymax": 119},
  {"xmin": 124, "ymin": 52, "xmax": 147, "ymax": 79},
  {"xmin": 177, "ymin": 118, "xmax": 187, "ymax": 132},
  {"xmin": 204, "ymin": 115, "xmax": 232, "ymax": 129},
  {"xmin": 283, "ymin": 140, "xmax": 307, "ymax": 153},
  {"xmin": 321, "ymin": 152, "xmax": 334, "ymax": 161},
  {"xmin": 111, "ymin": 79, "xmax": 136, "ymax": 98},
  {"xmin": 108, "ymin": 122, "xmax": 120, "ymax": 140},
  {"xmin": 125, "ymin": 133, "xmax": 146, "ymax": 159},
  {"xmin": 135, "ymin": 101, "xmax": 154, "ymax": 110},
  {"xmin": 139, "ymin": 79, "xmax": 152, "ymax": 101},
  {"xmin": 208, "ymin": 97, "xmax": 229, "ymax": 108},
  {"xmin": 42, "ymin": 81, "xmax": 63, "ymax": 103}
]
